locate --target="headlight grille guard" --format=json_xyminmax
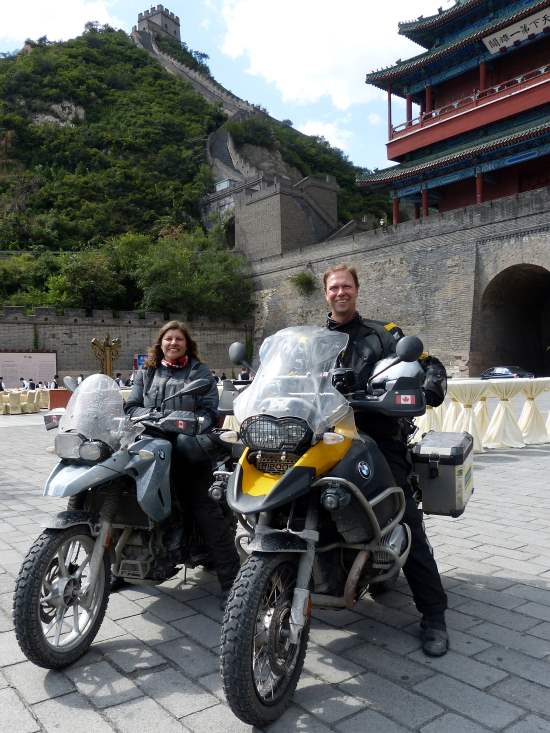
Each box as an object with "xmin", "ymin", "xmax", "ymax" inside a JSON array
[{"xmin": 239, "ymin": 415, "xmax": 312, "ymax": 454}]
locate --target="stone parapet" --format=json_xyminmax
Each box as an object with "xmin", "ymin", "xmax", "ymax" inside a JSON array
[
  {"xmin": 0, "ymin": 309, "xmax": 251, "ymax": 375},
  {"xmin": 249, "ymin": 184, "xmax": 550, "ymax": 377}
]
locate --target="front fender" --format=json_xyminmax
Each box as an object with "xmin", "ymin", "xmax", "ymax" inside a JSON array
[
  {"xmin": 248, "ymin": 529, "xmax": 308, "ymax": 553},
  {"xmin": 42, "ymin": 510, "xmax": 96, "ymax": 533}
]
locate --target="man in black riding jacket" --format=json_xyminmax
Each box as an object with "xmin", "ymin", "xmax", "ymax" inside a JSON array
[{"xmin": 324, "ymin": 263, "xmax": 449, "ymax": 657}]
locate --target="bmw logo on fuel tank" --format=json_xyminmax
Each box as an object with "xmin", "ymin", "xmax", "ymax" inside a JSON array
[{"xmin": 357, "ymin": 461, "xmax": 371, "ymax": 479}]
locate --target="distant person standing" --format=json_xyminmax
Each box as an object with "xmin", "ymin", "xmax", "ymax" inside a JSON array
[
  {"xmin": 239, "ymin": 368, "xmax": 250, "ymax": 381},
  {"xmin": 0, "ymin": 376, "xmax": 5, "ymax": 391},
  {"xmin": 37, "ymin": 381, "xmax": 44, "ymax": 389},
  {"xmin": 20, "ymin": 377, "xmax": 28, "ymax": 389},
  {"xmin": 28, "ymin": 379, "xmax": 36, "ymax": 390},
  {"xmin": 114, "ymin": 373, "xmax": 124, "ymax": 387},
  {"xmin": 48, "ymin": 375, "xmax": 59, "ymax": 389}
]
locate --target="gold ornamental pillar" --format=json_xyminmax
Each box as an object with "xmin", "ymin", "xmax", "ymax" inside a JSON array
[{"xmin": 91, "ymin": 335, "xmax": 121, "ymax": 376}]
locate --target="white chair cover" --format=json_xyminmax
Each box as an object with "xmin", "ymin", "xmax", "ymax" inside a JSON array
[
  {"xmin": 432, "ymin": 403, "xmax": 444, "ymax": 432},
  {"xmin": 474, "ymin": 397, "xmax": 490, "ymax": 442},
  {"xmin": 412, "ymin": 406, "xmax": 438, "ymax": 442},
  {"xmin": 441, "ymin": 396, "xmax": 462, "ymax": 433},
  {"xmin": 449, "ymin": 380, "xmax": 488, "ymax": 452},
  {"xmin": 518, "ymin": 378, "xmax": 550, "ymax": 444},
  {"xmin": 8, "ymin": 391, "xmax": 22, "ymax": 415},
  {"xmin": 38, "ymin": 389, "xmax": 49, "ymax": 409},
  {"xmin": 483, "ymin": 380, "xmax": 525, "ymax": 449}
]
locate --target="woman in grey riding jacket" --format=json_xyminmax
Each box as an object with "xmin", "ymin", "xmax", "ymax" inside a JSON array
[{"xmin": 125, "ymin": 320, "xmax": 240, "ymax": 607}]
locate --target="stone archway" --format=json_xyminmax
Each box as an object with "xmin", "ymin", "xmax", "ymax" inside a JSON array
[{"xmin": 474, "ymin": 264, "xmax": 550, "ymax": 376}]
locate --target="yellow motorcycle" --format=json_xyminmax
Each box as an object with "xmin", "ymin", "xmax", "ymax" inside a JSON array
[{"xmin": 217, "ymin": 325, "xmax": 432, "ymax": 726}]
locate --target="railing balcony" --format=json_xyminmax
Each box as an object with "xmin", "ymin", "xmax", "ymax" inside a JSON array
[
  {"xmin": 387, "ymin": 63, "xmax": 550, "ymax": 160},
  {"xmin": 392, "ymin": 64, "xmax": 550, "ymax": 137}
]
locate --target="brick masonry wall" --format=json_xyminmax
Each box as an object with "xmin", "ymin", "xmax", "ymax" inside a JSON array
[
  {"xmin": 249, "ymin": 186, "xmax": 550, "ymax": 376},
  {"xmin": 0, "ymin": 308, "xmax": 251, "ymax": 378}
]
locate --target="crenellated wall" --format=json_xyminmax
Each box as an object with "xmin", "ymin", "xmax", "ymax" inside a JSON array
[
  {"xmin": 0, "ymin": 308, "xmax": 252, "ymax": 377},
  {"xmin": 249, "ymin": 185, "xmax": 550, "ymax": 376}
]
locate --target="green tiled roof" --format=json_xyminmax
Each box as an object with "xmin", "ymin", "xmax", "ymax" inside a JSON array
[
  {"xmin": 357, "ymin": 119, "xmax": 550, "ymax": 186},
  {"xmin": 398, "ymin": 0, "xmax": 484, "ymax": 42},
  {"xmin": 366, "ymin": 0, "xmax": 550, "ymax": 88}
]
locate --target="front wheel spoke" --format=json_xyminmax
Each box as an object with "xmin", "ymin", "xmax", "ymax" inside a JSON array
[
  {"xmin": 44, "ymin": 613, "xmax": 61, "ymax": 637},
  {"xmin": 72, "ymin": 601, "xmax": 80, "ymax": 635},
  {"xmin": 54, "ymin": 608, "xmax": 67, "ymax": 645},
  {"xmin": 74, "ymin": 555, "xmax": 91, "ymax": 580},
  {"xmin": 57, "ymin": 548, "xmax": 69, "ymax": 577}
]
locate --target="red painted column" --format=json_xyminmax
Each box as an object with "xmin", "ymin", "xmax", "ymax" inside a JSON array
[
  {"xmin": 479, "ymin": 61, "xmax": 487, "ymax": 91},
  {"xmin": 476, "ymin": 172, "xmax": 484, "ymax": 204},
  {"xmin": 392, "ymin": 196, "xmax": 400, "ymax": 226},
  {"xmin": 422, "ymin": 189, "xmax": 429, "ymax": 217},
  {"xmin": 425, "ymin": 85, "xmax": 433, "ymax": 114},
  {"xmin": 406, "ymin": 94, "xmax": 413, "ymax": 125},
  {"xmin": 387, "ymin": 87, "xmax": 393, "ymax": 138}
]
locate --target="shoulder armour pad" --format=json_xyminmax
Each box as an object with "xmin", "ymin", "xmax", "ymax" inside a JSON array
[{"xmin": 384, "ymin": 322, "xmax": 404, "ymax": 340}]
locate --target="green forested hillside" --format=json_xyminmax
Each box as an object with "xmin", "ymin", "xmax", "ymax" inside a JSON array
[
  {"xmin": 0, "ymin": 24, "xmax": 223, "ymax": 251},
  {"xmin": 0, "ymin": 24, "xmax": 389, "ymax": 317}
]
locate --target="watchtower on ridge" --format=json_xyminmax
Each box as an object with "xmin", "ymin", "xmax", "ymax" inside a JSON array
[{"xmin": 137, "ymin": 4, "xmax": 180, "ymax": 42}]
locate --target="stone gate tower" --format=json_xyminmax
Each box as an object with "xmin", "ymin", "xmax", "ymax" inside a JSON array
[{"xmin": 137, "ymin": 4, "xmax": 180, "ymax": 42}]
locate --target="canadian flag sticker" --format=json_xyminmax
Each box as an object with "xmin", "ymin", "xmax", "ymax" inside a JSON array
[
  {"xmin": 177, "ymin": 420, "xmax": 186, "ymax": 429},
  {"xmin": 396, "ymin": 394, "xmax": 416, "ymax": 405}
]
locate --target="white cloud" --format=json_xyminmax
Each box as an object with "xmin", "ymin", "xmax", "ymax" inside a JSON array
[
  {"xmin": 0, "ymin": 1, "xmax": 124, "ymax": 48},
  {"xmin": 297, "ymin": 120, "xmax": 353, "ymax": 152},
  {"xmin": 368, "ymin": 112, "xmax": 382, "ymax": 126},
  {"xmin": 220, "ymin": 0, "xmax": 443, "ymax": 110}
]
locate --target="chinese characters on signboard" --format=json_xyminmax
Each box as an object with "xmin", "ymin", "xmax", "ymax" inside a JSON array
[{"xmin": 483, "ymin": 9, "xmax": 550, "ymax": 54}]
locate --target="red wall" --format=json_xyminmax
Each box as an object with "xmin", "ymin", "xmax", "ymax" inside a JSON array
[
  {"xmin": 436, "ymin": 155, "xmax": 550, "ymax": 212},
  {"xmin": 433, "ymin": 35, "xmax": 550, "ymax": 107}
]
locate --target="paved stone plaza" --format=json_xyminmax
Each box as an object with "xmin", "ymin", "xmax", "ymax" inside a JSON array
[{"xmin": 1, "ymin": 413, "xmax": 550, "ymax": 732}]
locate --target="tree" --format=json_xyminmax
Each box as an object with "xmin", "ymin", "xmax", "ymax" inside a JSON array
[
  {"xmin": 45, "ymin": 251, "xmax": 128, "ymax": 310},
  {"xmin": 135, "ymin": 226, "xmax": 253, "ymax": 320}
]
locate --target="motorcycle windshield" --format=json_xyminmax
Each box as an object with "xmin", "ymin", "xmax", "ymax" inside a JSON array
[
  {"xmin": 233, "ymin": 326, "xmax": 350, "ymax": 435},
  {"xmin": 59, "ymin": 374, "xmax": 125, "ymax": 449}
]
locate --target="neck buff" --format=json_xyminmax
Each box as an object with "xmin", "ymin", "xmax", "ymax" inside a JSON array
[{"xmin": 161, "ymin": 355, "xmax": 189, "ymax": 368}]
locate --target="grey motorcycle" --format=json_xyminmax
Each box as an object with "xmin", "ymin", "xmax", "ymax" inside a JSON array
[{"xmin": 12, "ymin": 373, "xmax": 233, "ymax": 669}]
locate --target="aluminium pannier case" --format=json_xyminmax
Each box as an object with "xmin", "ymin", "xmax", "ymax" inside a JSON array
[{"xmin": 411, "ymin": 431, "xmax": 474, "ymax": 517}]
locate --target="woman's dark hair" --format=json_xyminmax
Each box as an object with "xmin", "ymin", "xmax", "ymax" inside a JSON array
[{"xmin": 144, "ymin": 320, "xmax": 199, "ymax": 368}]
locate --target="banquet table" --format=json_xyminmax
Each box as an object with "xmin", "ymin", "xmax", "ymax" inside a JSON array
[{"xmin": 415, "ymin": 377, "xmax": 550, "ymax": 451}]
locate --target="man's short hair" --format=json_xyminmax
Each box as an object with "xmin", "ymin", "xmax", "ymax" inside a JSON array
[{"xmin": 323, "ymin": 263, "xmax": 360, "ymax": 291}]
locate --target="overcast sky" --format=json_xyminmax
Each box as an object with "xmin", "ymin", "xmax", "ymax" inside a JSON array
[{"xmin": 0, "ymin": 0, "xmax": 451, "ymax": 170}]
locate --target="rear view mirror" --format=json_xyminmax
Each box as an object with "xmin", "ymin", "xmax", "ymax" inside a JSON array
[
  {"xmin": 64, "ymin": 376, "xmax": 78, "ymax": 392},
  {"xmin": 396, "ymin": 336, "xmax": 424, "ymax": 363},
  {"xmin": 229, "ymin": 342, "xmax": 247, "ymax": 366}
]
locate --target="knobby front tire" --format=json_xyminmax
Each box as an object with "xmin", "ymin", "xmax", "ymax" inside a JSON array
[
  {"xmin": 13, "ymin": 526, "xmax": 110, "ymax": 669},
  {"xmin": 220, "ymin": 553, "xmax": 310, "ymax": 727}
]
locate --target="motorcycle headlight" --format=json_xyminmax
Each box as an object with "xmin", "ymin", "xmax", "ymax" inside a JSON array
[
  {"xmin": 54, "ymin": 433, "xmax": 111, "ymax": 462},
  {"xmin": 79, "ymin": 440, "xmax": 111, "ymax": 463},
  {"xmin": 240, "ymin": 415, "xmax": 311, "ymax": 452},
  {"xmin": 54, "ymin": 432, "xmax": 83, "ymax": 459}
]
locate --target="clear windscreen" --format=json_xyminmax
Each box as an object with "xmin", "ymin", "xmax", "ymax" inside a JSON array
[
  {"xmin": 59, "ymin": 374, "xmax": 126, "ymax": 449},
  {"xmin": 233, "ymin": 326, "xmax": 350, "ymax": 435}
]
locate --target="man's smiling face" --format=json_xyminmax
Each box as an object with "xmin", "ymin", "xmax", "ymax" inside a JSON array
[{"xmin": 325, "ymin": 269, "xmax": 359, "ymax": 324}]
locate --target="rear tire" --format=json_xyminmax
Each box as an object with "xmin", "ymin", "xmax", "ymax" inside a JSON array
[
  {"xmin": 13, "ymin": 526, "xmax": 110, "ymax": 669},
  {"xmin": 221, "ymin": 554, "xmax": 310, "ymax": 727}
]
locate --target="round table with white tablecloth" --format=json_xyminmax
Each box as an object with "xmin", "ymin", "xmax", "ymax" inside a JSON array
[{"xmin": 517, "ymin": 377, "xmax": 550, "ymax": 444}]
